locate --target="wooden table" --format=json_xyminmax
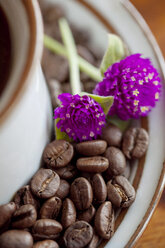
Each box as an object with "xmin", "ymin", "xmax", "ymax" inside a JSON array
[{"xmin": 131, "ymin": 1, "xmax": 165, "ymax": 247}]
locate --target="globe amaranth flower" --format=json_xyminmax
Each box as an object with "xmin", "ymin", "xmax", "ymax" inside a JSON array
[
  {"xmin": 54, "ymin": 93, "xmax": 106, "ymax": 142},
  {"xmin": 93, "ymin": 54, "xmax": 161, "ymax": 120}
]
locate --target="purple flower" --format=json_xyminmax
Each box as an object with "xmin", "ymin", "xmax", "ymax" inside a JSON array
[
  {"xmin": 54, "ymin": 93, "xmax": 106, "ymax": 142},
  {"xmin": 94, "ymin": 54, "xmax": 161, "ymax": 120}
]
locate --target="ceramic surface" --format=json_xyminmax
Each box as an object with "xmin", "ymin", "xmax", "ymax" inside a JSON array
[{"xmin": 46, "ymin": 0, "xmax": 165, "ymax": 247}]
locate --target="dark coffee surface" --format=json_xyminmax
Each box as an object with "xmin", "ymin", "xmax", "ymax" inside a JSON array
[{"xmin": 0, "ymin": 6, "xmax": 11, "ymax": 96}]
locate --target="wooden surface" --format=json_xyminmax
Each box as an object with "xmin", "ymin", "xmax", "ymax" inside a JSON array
[{"xmin": 131, "ymin": 0, "xmax": 165, "ymax": 247}]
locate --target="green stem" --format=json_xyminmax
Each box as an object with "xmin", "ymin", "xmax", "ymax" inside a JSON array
[
  {"xmin": 59, "ymin": 18, "xmax": 81, "ymax": 95},
  {"xmin": 44, "ymin": 34, "xmax": 102, "ymax": 82}
]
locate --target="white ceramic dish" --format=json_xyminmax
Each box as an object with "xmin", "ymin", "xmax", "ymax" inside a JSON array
[{"xmin": 44, "ymin": 0, "xmax": 165, "ymax": 247}]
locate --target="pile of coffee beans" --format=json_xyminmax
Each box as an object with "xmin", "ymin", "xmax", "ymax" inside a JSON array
[{"xmin": 0, "ymin": 124, "xmax": 149, "ymax": 248}]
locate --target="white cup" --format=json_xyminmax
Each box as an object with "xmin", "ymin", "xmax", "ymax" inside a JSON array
[{"xmin": 0, "ymin": 0, "xmax": 53, "ymax": 204}]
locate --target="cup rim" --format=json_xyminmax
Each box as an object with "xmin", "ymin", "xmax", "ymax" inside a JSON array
[{"xmin": 0, "ymin": 0, "xmax": 43, "ymax": 125}]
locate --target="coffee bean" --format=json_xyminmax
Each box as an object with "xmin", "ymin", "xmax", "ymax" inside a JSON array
[
  {"xmin": 85, "ymin": 232, "xmax": 99, "ymax": 248},
  {"xmin": 33, "ymin": 240, "xmax": 59, "ymax": 248},
  {"xmin": 91, "ymin": 174, "xmax": 107, "ymax": 204},
  {"xmin": 14, "ymin": 185, "xmax": 39, "ymax": 209},
  {"xmin": 42, "ymin": 51, "xmax": 69, "ymax": 83},
  {"xmin": 104, "ymin": 147, "xmax": 126, "ymax": 176},
  {"xmin": 61, "ymin": 198, "xmax": 76, "ymax": 229},
  {"xmin": 77, "ymin": 45, "xmax": 95, "ymax": 64},
  {"xmin": 54, "ymin": 164, "xmax": 77, "ymax": 180},
  {"xmin": 0, "ymin": 230, "xmax": 33, "ymax": 248},
  {"xmin": 94, "ymin": 201, "xmax": 114, "ymax": 239},
  {"xmin": 79, "ymin": 172, "xmax": 92, "ymax": 182},
  {"xmin": 85, "ymin": 43, "xmax": 102, "ymax": 61},
  {"xmin": 83, "ymin": 81, "xmax": 97, "ymax": 94},
  {"xmin": 72, "ymin": 25, "xmax": 90, "ymax": 46},
  {"xmin": 64, "ymin": 221, "xmax": 93, "ymax": 248},
  {"xmin": 43, "ymin": 140, "xmax": 74, "ymax": 168},
  {"xmin": 55, "ymin": 235, "xmax": 66, "ymax": 247},
  {"xmin": 76, "ymin": 156, "xmax": 109, "ymax": 173},
  {"xmin": 122, "ymin": 127, "xmax": 149, "ymax": 159},
  {"xmin": 62, "ymin": 81, "xmax": 84, "ymax": 94},
  {"xmin": 75, "ymin": 140, "xmax": 107, "ymax": 156},
  {"xmin": 44, "ymin": 79, "xmax": 62, "ymax": 109},
  {"xmin": 102, "ymin": 170, "xmax": 113, "ymax": 183},
  {"xmin": 122, "ymin": 161, "xmax": 131, "ymax": 179},
  {"xmin": 12, "ymin": 204, "xmax": 37, "ymax": 229},
  {"xmin": 107, "ymin": 176, "xmax": 136, "ymax": 208},
  {"xmin": 40, "ymin": 197, "xmax": 62, "ymax": 219},
  {"xmin": 101, "ymin": 124, "xmax": 122, "ymax": 147},
  {"xmin": 77, "ymin": 205, "xmax": 95, "ymax": 223},
  {"xmin": 0, "ymin": 202, "xmax": 16, "ymax": 232},
  {"xmin": 56, "ymin": 179, "xmax": 70, "ymax": 199},
  {"xmin": 31, "ymin": 169, "xmax": 60, "ymax": 199},
  {"xmin": 70, "ymin": 177, "xmax": 93, "ymax": 211},
  {"xmin": 32, "ymin": 219, "xmax": 63, "ymax": 241},
  {"xmin": 42, "ymin": 5, "xmax": 65, "ymax": 24}
]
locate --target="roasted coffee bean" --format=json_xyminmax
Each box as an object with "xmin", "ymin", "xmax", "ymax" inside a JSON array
[
  {"xmin": 40, "ymin": 197, "xmax": 62, "ymax": 219},
  {"xmin": 79, "ymin": 172, "xmax": 92, "ymax": 182},
  {"xmin": 102, "ymin": 170, "xmax": 113, "ymax": 183},
  {"xmin": 85, "ymin": 44, "xmax": 102, "ymax": 61},
  {"xmin": 31, "ymin": 169, "xmax": 60, "ymax": 199},
  {"xmin": 94, "ymin": 201, "xmax": 114, "ymax": 239},
  {"xmin": 122, "ymin": 127, "xmax": 149, "ymax": 159},
  {"xmin": 70, "ymin": 177, "xmax": 93, "ymax": 211},
  {"xmin": 83, "ymin": 81, "xmax": 97, "ymax": 94},
  {"xmin": 76, "ymin": 156, "xmax": 109, "ymax": 173},
  {"xmin": 14, "ymin": 185, "xmax": 39, "ymax": 209},
  {"xmin": 122, "ymin": 161, "xmax": 131, "ymax": 179},
  {"xmin": 77, "ymin": 205, "xmax": 95, "ymax": 223},
  {"xmin": 46, "ymin": 79, "xmax": 62, "ymax": 108},
  {"xmin": 43, "ymin": 140, "xmax": 74, "ymax": 169},
  {"xmin": 44, "ymin": 20, "xmax": 62, "ymax": 41},
  {"xmin": 55, "ymin": 235, "xmax": 66, "ymax": 247},
  {"xmin": 107, "ymin": 176, "xmax": 136, "ymax": 208},
  {"xmin": 61, "ymin": 198, "xmax": 76, "ymax": 229},
  {"xmin": 56, "ymin": 179, "xmax": 70, "ymax": 199},
  {"xmin": 101, "ymin": 124, "xmax": 122, "ymax": 147},
  {"xmin": 77, "ymin": 45, "xmax": 95, "ymax": 64},
  {"xmin": 61, "ymin": 82, "xmax": 71, "ymax": 93},
  {"xmin": 80, "ymin": 71, "xmax": 91, "ymax": 83},
  {"xmin": 62, "ymin": 81, "xmax": 84, "ymax": 93},
  {"xmin": 12, "ymin": 204, "xmax": 37, "ymax": 229},
  {"xmin": 0, "ymin": 202, "xmax": 16, "ymax": 232},
  {"xmin": 42, "ymin": 52, "xmax": 69, "ymax": 83},
  {"xmin": 32, "ymin": 219, "xmax": 63, "ymax": 241},
  {"xmin": 86, "ymin": 232, "xmax": 99, "ymax": 248},
  {"xmin": 104, "ymin": 147, "xmax": 126, "ymax": 176},
  {"xmin": 54, "ymin": 164, "xmax": 77, "ymax": 180},
  {"xmin": 33, "ymin": 240, "xmax": 59, "ymax": 248},
  {"xmin": 75, "ymin": 140, "xmax": 107, "ymax": 156},
  {"xmin": 42, "ymin": 5, "xmax": 65, "ymax": 24},
  {"xmin": 72, "ymin": 25, "xmax": 90, "ymax": 45},
  {"xmin": 91, "ymin": 174, "xmax": 107, "ymax": 204},
  {"xmin": 0, "ymin": 230, "xmax": 33, "ymax": 248},
  {"xmin": 64, "ymin": 221, "xmax": 93, "ymax": 248}
]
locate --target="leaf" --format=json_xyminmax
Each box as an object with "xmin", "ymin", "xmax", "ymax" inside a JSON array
[
  {"xmin": 100, "ymin": 34, "xmax": 125, "ymax": 75},
  {"xmin": 107, "ymin": 115, "xmax": 130, "ymax": 132},
  {"xmin": 54, "ymin": 119, "xmax": 73, "ymax": 142},
  {"xmin": 80, "ymin": 92, "xmax": 114, "ymax": 115}
]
